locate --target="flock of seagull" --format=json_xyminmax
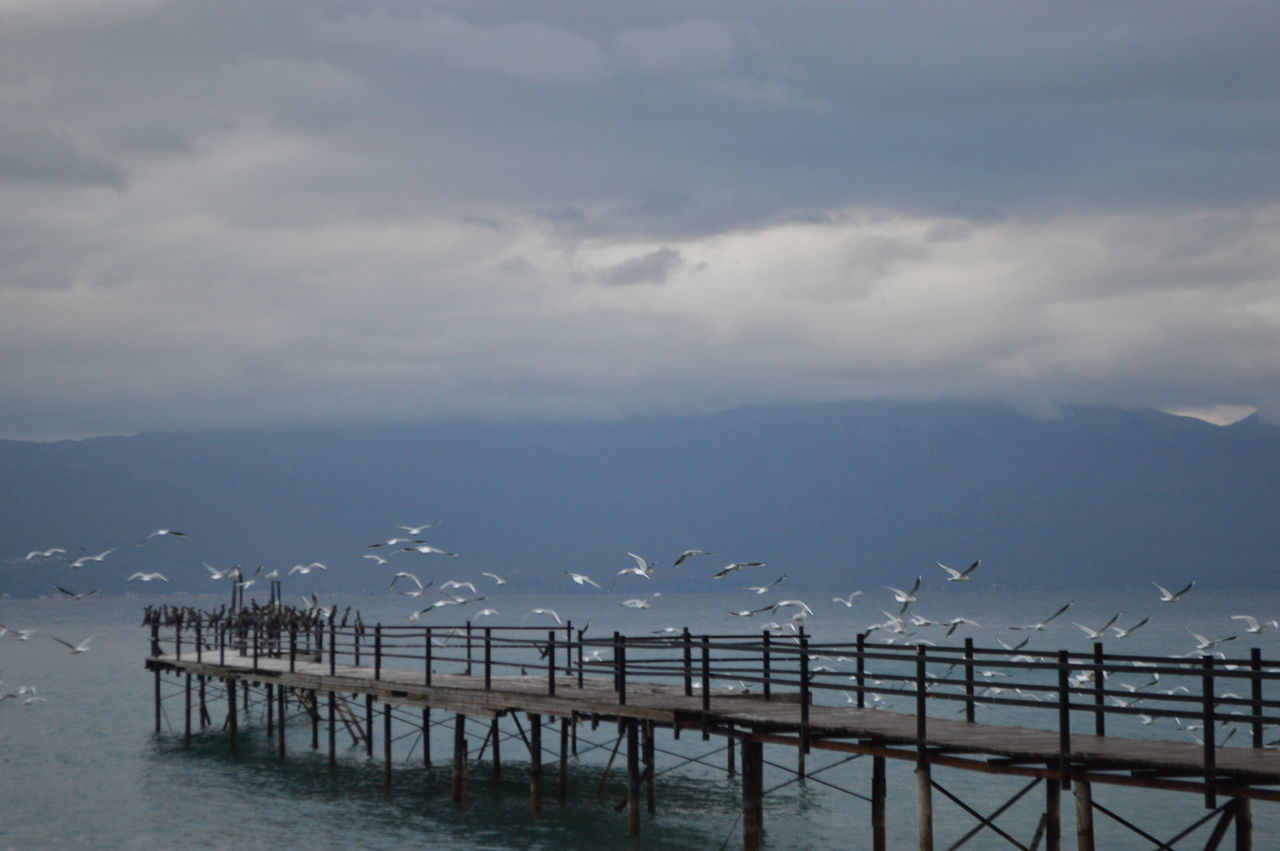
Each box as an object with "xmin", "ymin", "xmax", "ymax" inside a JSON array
[{"xmin": 3, "ymin": 526, "xmax": 1276, "ymax": 744}]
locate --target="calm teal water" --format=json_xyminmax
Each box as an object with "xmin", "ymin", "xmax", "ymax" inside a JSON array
[{"xmin": 2, "ymin": 589, "xmax": 1278, "ymax": 849}]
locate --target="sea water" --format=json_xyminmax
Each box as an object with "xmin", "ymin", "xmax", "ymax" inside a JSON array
[{"xmin": 2, "ymin": 589, "xmax": 1279, "ymax": 849}]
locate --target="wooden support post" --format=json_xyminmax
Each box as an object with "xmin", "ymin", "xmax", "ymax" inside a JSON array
[
  {"xmin": 1092, "ymin": 643, "xmax": 1105, "ymax": 736},
  {"xmin": 963, "ymin": 637, "xmax": 975, "ymax": 722},
  {"xmin": 1251, "ymin": 647, "xmax": 1264, "ymax": 749},
  {"xmin": 916, "ymin": 757, "xmax": 933, "ymax": 851},
  {"xmin": 626, "ymin": 720, "xmax": 641, "ymax": 837},
  {"xmin": 451, "ymin": 714, "xmax": 466, "ymax": 804},
  {"xmin": 727, "ymin": 724, "xmax": 736, "ymax": 777},
  {"xmin": 227, "ymin": 678, "xmax": 238, "ymax": 754},
  {"xmin": 1057, "ymin": 649, "xmax": 1072, "ymax": 791},
  {"xmin": 365, "ymin": 694, "xmax": 375, "ymax": 757},
  {"xmin": 384, "ymin": 703, "xmax": 392, "ymax": 790},
  {"xmin": 683, "ymin": 627, "xmax": 693, "ymax": 696},
  {"xmin": 1236, "ymin": 796, "xmax": 1252, "ymax": 851},
  {"xmin": 1203, "ymin": 656, "xmax": 1217, "ymax": 809},
  {"xmin": 277, "ymin": 685, "xmax": 286, "ymax": 759},
  {"xmin": 1045, "ymin": 762, "xmax": 1061, "ymax": 851},
  {"xmin": 199, "ymin": 675, "xmax": 208, "ymax": 728},
  {"xmin": 423, "ymin": 708, "xmax": 431, "ymax": 765},
  {"xmin": 560, "ymin": 717, "xmax": 570, "ymax": 806},
  {"xmin": 310, "ymin": 689, "xmax": 319, "ymax": 750},
  {"xmin": 491, "ymin": 718, "xmax": 502, "ymax": 779},
  {"xmin": 328, "ymin": 691, "xmax": 336, "ymax": 769},
  {"xmin": 742, "ymin": 738, "xmax": 764, "ymax": 851},
  {"xmin": 1074, "ymin": 779, "xmax": 1094, "ymax": 851},
  {"xmin": 872, "ymin": 755, "xmax": 887, "ymax": 851},
  {"xmin": 266, "ymin": 683, "xmax": 274, "ymax": 739},
  {"xmin": 644, "ymin": 720, "xmax": 655, "ymax": 814},
  {"xmin": 154, "ymin": 668, "xmax": 161, "ymax": 734},
  {"xmin": 530, "ymin": 713, "xmax": 543, "ymax": 816},
  {"xmin": 183, "ymin": 674, "xmax": 191, "ymax": 745}
]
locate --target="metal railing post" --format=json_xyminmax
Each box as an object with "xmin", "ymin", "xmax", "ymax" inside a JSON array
[
  {"xmin": 762, "ymin": 631, "xmax": 772, "ymax": 701},
  {"xmin": 1057, "ymin": 650, "xmax": 1072, "ymax": 790},
  {"xmin": 1203, "ymin": 656, "xmax": 1217, "ymax": 808},
  {"xmin": 964, "ymin": 636, "xmax": 975, "ymax": 722},
  {"xmin": 484, "ymin": 627, "xmax": 492, "ymax": 690},
  {"xmin": 683, "ymin": 627, "xmax": 693, "ymax": 697},
  {"xmin": 547, "ymin": 631, "xmax": 557, "ymax": 696},
  {"xmin": 1252, "ymin": 647, "xmax": 1264, "ymax": 749},
  {"xmin": 1093, "ymin": 642, "xmax": 1106, "ymax": 736}
]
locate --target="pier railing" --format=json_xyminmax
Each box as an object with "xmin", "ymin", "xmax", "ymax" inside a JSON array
[{"xmin": 148, "ymin": 612, "xmax": 1280, "ymax": 803}]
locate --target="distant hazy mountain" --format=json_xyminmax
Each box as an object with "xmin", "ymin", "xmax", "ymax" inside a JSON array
[{"xmin": 1, "ymin": 401, "xmax": 1276, "ymax": 598}]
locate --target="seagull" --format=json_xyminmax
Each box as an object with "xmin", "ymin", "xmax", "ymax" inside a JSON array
[
  {"xmin": 938, "ymin": 560, "xmax": 980, "ymax": 582},
  {"xmin": 203, "ymin": 562, "xmax": 236, "ymax": 580},
  {"xmin": 400, "ymin": 544, "xmax": 459, "ymax": 557},
  {"xmin": 673, "ymin": 549, "xmax": 712, "ymax": 567},
  {"xmin": 51, "ymin": 635, "xmax": 95, "ymax": 654},
  {"xmin": 288, "ymin": 562, "xmax": 327, "ymax": 575},
  {"xmin": 370, "ymin": 537, "xmax": 426, "ymax": 548},
  {"xmin": 832, "ymin": 591, "xmax": 863, "ymax": 607},
  {"xmin": 25, "ymin": 548, "xmax": 66, "ymax": 561},
  {"xmin": 1154, "ymin": 580, "xmax": 1195, "ymax": 602},
  {"xmin": 1010, "ymin": 601, "xmax": 1073, "ymax": 631},
  {"xmin": 474, "ymin": 608, "xmax": 499, "ymax": 618},
  {"xmin": 56, "ymin": 586, "xmax": 99, "ymax": 601},
  {"xmin": 391, "ymin": 572, "xmax": 432, "ymax": 596},
  {"xmin": 1188, "ymin": 629, "xmax": 1237, "ymax": 652},
  {"xmin": 747, "ymin": 575, "xmax": 786, "ymax": 594},
  {"xmin": 619, "ymin": 553, "xmax": 655, "ymax": 580},
  {"xmin": 1231, "ymin": 615, "xmax": 1279, "ymax": 634},
  {"xmin": 944, "ymin": 616, "xmax": 982, "ymax": 637},
  {"xmin": 1074, "ymin": 613, "xmax": 1121, "ymax": 640},
  {"xmin": 0, "ymin": 623, "xmax": 36, "ymax": 641},
  {"xmin": 398, "ymin": 522, "xmax": 441, "ymax": 535},
  {"xmin": 440, "ymin": 580, "xmax": 477, "ymax": 595},
  {"xmin": 562, "ymin": 571, "xmax": 602, "ymax": 589},
  {"xmin": 136, "ymin": 528, "xmax": 186, "ymax": 546},
  {"xmin": 531, "ymin": 608, "xmax": 562, "ymax": 625},
  {"xmin": 729, "ymin": 605, "xmax": 775, "ymax": 617},
  {"xmin": 885, "ymin": 577, "xmax": 922, "ymax": 613},
  {"xmin": 363, "ymin": 554, "xmax": 390, "ymax": 566},
  {"xmin": 70, "ymin": 548, "xmax": 115, "ymax": 568},
  {"xmin": 408, "ymin": 600, "xmax": 461, "ymax": 621},
  {"xmin": 128, "ymin": 572, "xmax": 169, "ymax": 583},
  {"xmin": 712, "ymin": 561, "xmax": 765, "ymax": 579},
  {"xmin": 236, "ymin": 564, "xmax": 265, "ymax": 589},
  {"xmin": 773, "ymin": 599, "xmax": 814, "ymax": 619},
  {"xmin": 622, "ymin": 593, "xmax": 661, "ymax": 609},
  {"xmin": 481, "ymin": 572, "xmax": 510, "ymax": 585},
  {"xmin": 1109, "ymin": 616, "xmax": 1151, "ymax": 639}
]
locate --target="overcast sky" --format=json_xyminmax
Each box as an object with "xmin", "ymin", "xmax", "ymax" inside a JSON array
[{"xmin": 2, "ymin": 1, "xmax": 1277, "ymax": 440}]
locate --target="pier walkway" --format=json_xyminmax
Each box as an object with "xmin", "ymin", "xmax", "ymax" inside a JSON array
[{"xmin": 145, "ymin": 613, "xmax": 1280, "ymax": 849}]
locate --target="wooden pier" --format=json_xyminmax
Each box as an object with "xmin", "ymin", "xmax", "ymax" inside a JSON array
[{"xmin": 144, "ymin": 610, "xmax": 1280, "ymax": 849}]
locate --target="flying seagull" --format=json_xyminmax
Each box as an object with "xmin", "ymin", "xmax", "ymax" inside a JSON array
[
  {"xmin": 1154, "ymin": 580, "xmax": 1195, "ymax": 602},
  {"xmin": 400, "ymin": 544, "xmax": 459, "ymax": 557},
  {"xmin": 25, "ymin": 548, "xmax": 66, "ymax": 561},
  {"xmin": 619, "ymin": 553, "xmax": 655, "ymax": 580},
  {"xmin": 938, "ymin": 560, "xmax": 980, "ymax": 582},
  {"xmin": 747, "ymin": 575, "xmax": 786, "ymax": 595},
  {"xmin": 1010, "ymin": 601, "xmax": 1073, "ymax": 631},
  {"xmin": 398, "ymin": 522, "xmax": 441, "ymax": 535},
  {"xmin": 128, "ymin": 572, "xmax": 169, "ymax": 583},
  {"xmin": 70, "ymin": 548, "xmax": 116, "ymax": 568},
  {"xmin": 136, "ymin": 528, "xmax": 186, "ymax": 546},
  {"xmin": 1109, "ymin": 616, "xmax": 1151, "ymax": 639},
  {"xmin": 363, "ymin": 554, "xmax": 390, "ymax": 566},
  {"xmin": 562, "ymin": 571, "xmax": 602, "ymax": 589},
  {"xmin": 1231, "ymin": 614, "xmax": 1279, "ymax": 634},
  {"xmin": 1074, "ymin": 613, "xmax": 1120, "ymax": 640},
  {"xmin": 56, "ymin": 586, "xmax": 99, "ymax": 601},
  {"xmin": 622, "ymin": 593, "xmax": 661, "ymax": 609},
  {"xmin": 51, "ymin": 635, "xmax": 96, "ymax": 654},
  {"xmin": 885, "ymin": 577, "xmax": 922, "ymax": 613},
  {"xmin": 712, "ymin": 561, "xmax": 766, "ymax": 579},
  {"xmin": 481, "ymin": 572, "xmax": 510, "ymax": 585},
  {"xmin": 673, "ymin": 549, "xmax": 712, "ymax": 567},
  {"xmin": 531, "ymin": 608, "xmax": 562, "ymax": 624},
  {"xmin": 832, "ymin": 591, "xmax": 864, "ymax": 607}
]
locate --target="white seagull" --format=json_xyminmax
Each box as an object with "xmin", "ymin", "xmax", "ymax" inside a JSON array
[
  {"xmin": 1231, "ymin": 614, "xmax": 1279, "ymax": 634},
  {"xmin": 1109, "ymin": 616, "xmax": 1151, "ymax": 639},
  {"xmin": 531, "ymin": 608, "xmax": 562, "ymax": 625},
  {"xmin": 203, "ymin": 562, "xmax": 236, "ymax": 580},
  {"xmin": 832, "ymin": 591, "xmax": 863, "ymax": 607},
  {"xmin": 440, "ymin": 580, "xmax": 477, "ymax": 595},
  {"xmin": 1074, "ymin": 613, "xmax": 1120, "ymax": 640},
  {"xmin": 70, "ymin": 548, "xmax": 116, "ymax": 568},
  {"xmin": 938, "ymin": 560, "xmax": 980, "ymax": 582},
  {"xmin": 619, "ymin": 553, "xmax": 655, "ymax": 580},
  {"xmin": 747, "ymin": 575, "xmax": 786, "ymax": 594},
  {"xmin": 673, "ymin": 549, "xmax": 712, "ymax": 567},
  {"xmin": 562, "ymin": 571, "xmax": 602, "ymax": 589},
  {"xmin": 56, "ymin": 586, "xmax": 99, "ymax": 601},
  {"xmin": 51, "ymin": 635, "xmax": 95, "ymax": 654},
  {"xmin": 391, "ymin": 572, "xmax": 432, "ymax": 596},
  {"xmin": 289, "ymin": 562, "xmax": 327, "ymax": 575},
  {"xmin": 136, "ymin": 528, "xmax": 186, "ymax": 546},
  {"xmin": 25, "ymin": 548, "xmax": 66, "ymax": 561},
  {"xmin": 128, "ymin": 572, "xmax": 169, "ymax": 583},
  {"xmin": 398, "ymin": 522, "xmax": 441, "ymax": 535},
  {"xmin": 400, "ymin": 543, "xmax": 459, "ymax": 557},
  {"xmin": 481, "ymin": 572, "xmax": 510, "ymax": 585},
  {"xmin": 363, "ymin": 554, "xmax": 390, "ymax": 566},
  {"xmin": 1154, "ymin": 580, "xmax": 1195, "ymax": 602},
  {"xmin": 1010, "ymin": 601, "xmax": 1073, "ymax": 631},
  {"xmin": 622, "ymin": 593, "xmax": 661, "ymax": 609},
  {"xmin": 885, "ymin": 577, "xmax": 922, "ymax": 613},
  {"xmin": 712, "ymin": 561, "xmax": 766, "ymax": 579}
]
